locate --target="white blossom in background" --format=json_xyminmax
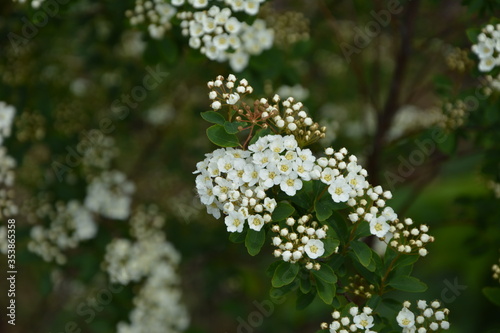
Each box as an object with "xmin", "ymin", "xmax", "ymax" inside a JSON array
[
  {"xmin": 387, "ymin": 105, "xmax": 442, "ymax": 141},
  {"xmin": 104, "ymin": 206, "xmax": 189, "ymax": 333},
  {"xmin": 84, "ymin": 170, "xmax": 135, "ymax": 220},
  {"xmin": 471, "ymin": 23, "xmax": 500, "ymax": 72},
  {"xmin": 0, "ymin": 102, "xmax": 17, "ymax": 255},
  {"xmin": 0, "ymin": 102, "xmax": 16, "ymax": 145},
  {"xmin": 120, "ymin": 31, "xmax": 147, "ymax": 58},
  {"xmin": 27, "ymin": 201, "xmax": 97, "ymax": 264},
  {"xmin": 145, "ymin": 103, "xmax": 175, "ymax": 125},
  {"xmin": 12, "ymin": 0, "xmax": 46, "ymax": 9},
  {"xmin": 276, "ymin": 84, "xmax": 309, "ymax": 102},
  {"xmin": 126, "ymin": 1, "xmax": 274, "ymax": 71}
]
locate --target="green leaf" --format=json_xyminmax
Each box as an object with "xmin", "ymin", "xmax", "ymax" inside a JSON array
[
  {"xmin": 228, "ymin": 230, "xmax": 246, "ymax": 243},
  {"xmin": 316, "ymin": 278, "xmax": 336, "ymax": 305},
  {"xmin": 270, "ymin": 280, "xmax": 299, "ymax": 300},
  {"xmin": 206, "ymin": 124, "xmax": 240, "ymax": 147},
  {"xmin": 271, "ymin": 202, "xmax": 295, "ymax": 221},
  {"xmin": 245, "ymin": 229, "xmax": 265, "ymax": 256},
  {"xmin": 224, "ymin": 121, "xmax": 247, "ymax": 134},
  {"xmin": 248, "ymin": 127, "xmax": 272, "ymax": 145},
  {"xmin": 353, "ymin": 221, "xmax": 371, "ymax": 238},
  {"xmin": 296, "ymin": 290, "xmax": 316, "ymax": 310},
  {"xmin": 300, "ymin": 274, "xmax": 312, "ymax": 293},
  {"xmin": 315, "ymin": 197, "xmax": 333, "ymax": 221},
  {"xmin": 466, "ymin": 27, "xmax": 481, "ymax": 43},
  {"xmin": 272, "ymin": 262, "xmax": 299, "ymax": 288},
  {"xmin": 437, "ymin": 132, "xmax": 456, "ymax": 155},
  {"xmin": 266, "ymin": 261, "xmax": 281, "ymax": 278},
  {"xmin": 322, "ymin": 237, "xmax": 340, "ymax": 257},
  {"xmin": 350, "ymin": 241, "xmax": 372, "ymax": 267},
  {"xmin": 201, "ymin": 111, "xmax": 225, "ymax": 125},
  {"xmin": 388, "ymin": 275, "xmax": 428, "ymax": 293},
  {"xmin": 367, "ymin": 294, "xmax": 381, "ymax": 309},
  {"xmin": 312, "ymin": 264, "xmax": 337, "ymax": 284},
  {"xmin": 483, "ymin": 287, "xmax": 500, "ymax": 306},
  {"xmin": 394, "ymin": 254, "xmax": 420, "ymax": 269}
]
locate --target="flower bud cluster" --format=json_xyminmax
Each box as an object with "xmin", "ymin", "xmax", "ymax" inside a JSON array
[
  {"xmin": 208, "ymin": 74, "xmax": 255, "ymax": 112},
  {"xmin": 387, "ymin": 219, "xmax": 435, "ymax": 256},
  {"xmin": 270, "ymin": 96, "xmax": 326, "ymax": 146},
  {"xmin": 438, "ymin": 100, "xmax": 469, "ymax": 130},
  {"xmin": 271, "ymin": 214, "xmax": 334, "ymax": 268},
  {"xmin": 321, "ymin": 306, "xmax": 376, "ymax": 333},
  {"xmin": 397, "ymin": 300, "xmax": 450, "ymax": 332},
  {"xmin": 344, "ymin": 274, "xmax": 375, "ymax": 300},
  {"xmin": 471, "ymin": 23, "xmax": 500, "ymax": 73}
]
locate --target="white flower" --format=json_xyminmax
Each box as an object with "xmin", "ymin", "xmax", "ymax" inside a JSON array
[
  {"xmin": 192, "ymin": 0, "xmax": 208, "ymax": 8},
  {"xmin": 353, "ymin": 313, "xmax": 374, "ymax": 329},
  {"xmin": 225, "ymin": 211, "xmax": 245, "ymax": 232},
  {"xmin": 370, "ymin": 216, "xmax": 390, "ymax": 238},
  {"xmin": 264, "ymin": 197, "xmax": 277, "ymax": 213},
  {"xmin": 280, "ymin": 172, "xmax": 303, "ymax": 196},
  {"xmin": 248, "ymin": 214, "xmax": 264, "ymax": 231},
  {"xmin": 328, "ymin": 178, "xmax": 351, "ymax": 203},
  {"xmin": 226, "ymin": 92, "xmax": 240, "ymax": 104},
  {"xmin": 304, "ymin": 239, "xmax": 325, "ymax": 259},
  {"xmin": 213, "ymin": 33, "xmax": 230, "ymax": 51},
  {"xmin": 397, "ymin": 307, "xmax": 415, "ymax": 328},
  {"xmin": 321, "ymin": 167, "xmax": 338, "ymax": 185},
  {"xmin": 244, "ymin": 0, "xmax": 260, "ymax": 15},
  {"xmin": 346, "ymin": 172, "xmax": 365, "ymax": 190},
  {"xmin": 417, "ymin": 300, "xmax": 427, "ymax": 310},
  {"xmin": 224, "ymin": 17, "xmax": 241, "ymax": 34},
  {"xmin": 229, "ymin": 51, "xmax": 249, "ymax": 72},
  {"xmin": 479, "ymin": 56, "xmax": 496, "ymax": 72}
]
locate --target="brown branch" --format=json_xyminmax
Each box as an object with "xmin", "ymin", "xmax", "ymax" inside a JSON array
[{"xmin": 367, "ymin": 0, "xmax": 421, "ymax": 185}]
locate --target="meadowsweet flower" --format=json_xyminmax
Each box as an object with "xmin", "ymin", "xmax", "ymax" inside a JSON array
[
  {"xmin": 397, "ymin": 307, "xmax": 416, "ymax": 328},
  {"xmin": 304, "ymin": 239, "xmax": 325, "ymax": 259}
]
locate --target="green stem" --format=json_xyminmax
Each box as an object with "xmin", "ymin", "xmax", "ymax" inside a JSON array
[{"xmin": 378, "ymin": 253, "xmax": 402, "ymax": 295}]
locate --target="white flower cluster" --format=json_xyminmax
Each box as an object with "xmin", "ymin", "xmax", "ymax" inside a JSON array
[
  {"xmin": 103, "ymin": 206, "xmax": 189, "ymax": 333},
  {"xmin": 397, "ymin": 300, "xmax": 450, "ymax": 332},
  {"xmin": 28, "ymin": 201, "xmax": 97, "ymax": 264},
  {"xmin": 471, "ymin": 24, "xmax": 500, "ymax": 72},
  {"xmin": 321, "ymin": 306, "xmax": 376, "ymax": 333},
  {"xmin": 126, "ymin": 1, "xmax": 273, "ymax": 71},
  {"xmin": 271, "ymin": 214, "xmax": 333, "ymax": 267},
  {"xmin": 84, "ymin": 170, "xmax": 135, "ymax": 220}
]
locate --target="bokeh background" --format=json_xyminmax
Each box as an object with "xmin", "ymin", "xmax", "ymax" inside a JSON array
[{"xmin": 0, "ymin": 0, "xmax": 499, "ymax": 332}]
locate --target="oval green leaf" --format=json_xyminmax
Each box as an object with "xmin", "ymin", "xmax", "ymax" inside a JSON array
[
  {"xmin": 206, "ymin": 124, "xmax": 240, "ymax": 147},
  {"xmin": 201, "ymin": 111, "xmax": 225, "ymax": 125},
  {"xmin": 245, "ymin": 229, "xmax": 265, "ymax": 256},
  {"xmin": 272, "ymin": 262, "xmax": 299, "ymax": 288}
]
